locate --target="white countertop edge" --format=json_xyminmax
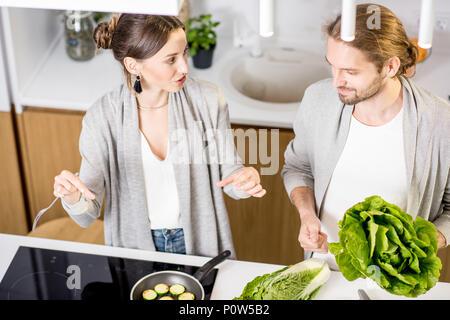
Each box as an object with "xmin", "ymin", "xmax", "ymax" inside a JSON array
[
  {"xmin": 19, "ymin": 95, "xmax": 297, "ymax": 129},
  {"xmin": 228, "ymin": 117, "xmax": 293, "ymax": 129},
  {"xmin": 0, "ymin": 233, "xmax": 216, "ymax": 268},
  {"xmin": 21, "ymin": 97, "xmax": 87, "ymax": 111}
]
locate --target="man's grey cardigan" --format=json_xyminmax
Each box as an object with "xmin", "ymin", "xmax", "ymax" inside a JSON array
[
  {"xmin": 282, "ymin": 76, "xmax": 450, "ymax": 245},
  {"xmin": 62, "ymin": 77, "xmax": 249, "ymax": 258}
]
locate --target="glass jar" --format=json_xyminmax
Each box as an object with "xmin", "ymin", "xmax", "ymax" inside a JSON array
[{"xmin": 64, "ymin": 11, "xmax": 96, "ymax": 61}]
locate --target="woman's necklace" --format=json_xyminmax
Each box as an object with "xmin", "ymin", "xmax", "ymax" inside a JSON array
[{"xmin": 136, "ymin": 98, "xmax": 168, "ymax": 110}]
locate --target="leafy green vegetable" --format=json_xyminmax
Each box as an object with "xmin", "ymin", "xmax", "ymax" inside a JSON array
[
  {"xmin": 329, "ymin": 195, "xmax": 442, "ymax": 297},
  {"xmin": 234, "ymin": 258, "xmax": 330, "ymax": 300}
]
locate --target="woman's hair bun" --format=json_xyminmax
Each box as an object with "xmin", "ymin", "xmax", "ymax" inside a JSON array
[{"xmin": 93, "ymin": 13, "xmax": 120, "ymax": 51}]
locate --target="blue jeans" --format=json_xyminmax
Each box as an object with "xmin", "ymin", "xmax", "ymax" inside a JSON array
[{"xmin": 151, "ymin": 228, "xmax": 186, "ymax": 254}]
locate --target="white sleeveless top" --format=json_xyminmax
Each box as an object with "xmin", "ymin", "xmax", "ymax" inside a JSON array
[
  {"xmin": 314, "ymin": 107, "xmax": 408, "ymax": 270},
  {"xmin": 140, "ymin": 130, "xmax": 181, "ymax": 229}
]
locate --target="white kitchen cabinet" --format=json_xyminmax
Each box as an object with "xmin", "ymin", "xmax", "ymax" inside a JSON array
[{"xmin": 0, "ymin": 0, "xmax": 183, "ymax": 15}]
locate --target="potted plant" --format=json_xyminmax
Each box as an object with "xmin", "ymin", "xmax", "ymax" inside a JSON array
[{"xmin": 186, "ymin": 14, "xmax": 220, "ymax": 69}]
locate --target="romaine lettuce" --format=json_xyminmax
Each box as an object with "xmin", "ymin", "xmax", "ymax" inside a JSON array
[
  {"xmin": 329, "ymin": 195, "xmax": 442, "ymax": 297},
  {"xmin": 234, "ymin": 258, "xmax": 330, "ymax": 300}
]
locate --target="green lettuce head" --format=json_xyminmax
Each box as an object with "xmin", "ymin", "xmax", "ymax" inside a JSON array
[
  {"xmin": 234, "ymin": 258, "xmax": 330, "ymax": 300},
  {"xmin": 329, "ymin": 195, "xmax": 442, "ymax": 298}
]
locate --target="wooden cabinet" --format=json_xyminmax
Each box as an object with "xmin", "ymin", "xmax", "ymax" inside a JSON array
[
  {"xmin": 226, "ymin": 125, "xmax": 303, "ymax": 265},
  {"xmin": 438, "ymin": 247, "xmax": 449, "ymax": 283},
  {"xmin": 0, "ymin": 111, "xmax": 28, "ymax": 235}
]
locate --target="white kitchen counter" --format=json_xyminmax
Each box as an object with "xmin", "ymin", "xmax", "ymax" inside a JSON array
[{"xmin": 0, "ymin": 233, "xmax": 449, "ymax": 300}]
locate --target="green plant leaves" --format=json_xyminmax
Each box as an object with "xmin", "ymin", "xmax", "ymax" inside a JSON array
[
  {"xmin": 329, "ymin": 195, "xmax": 442, "ymax": 297},
  {"xmin": 185, "ymin": 14, "xmax": 220, "ymax": 56}
]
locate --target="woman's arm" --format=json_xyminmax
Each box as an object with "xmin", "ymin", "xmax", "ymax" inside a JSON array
[
  {"xmin": 60, "ymin": 115, "xmax": 106, "ymax": 227},
  {"xmin": 214, "ymin": 88, "xmax": 265, "ymax": 199}
]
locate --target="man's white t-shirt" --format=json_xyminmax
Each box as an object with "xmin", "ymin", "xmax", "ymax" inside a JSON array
[
  {"xmin": 140, "ymin": 131, "xmax": 181, "ymax": 229},
  {"xmin": 313, "ymin": 107, "xmax": 408, "ymax": 270}
]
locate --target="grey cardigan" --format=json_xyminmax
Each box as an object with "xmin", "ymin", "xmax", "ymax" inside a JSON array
[
  {"xmin": 282, "ymin": 76, "xmax": 450, "ymax": 244},
  {"xmin": 62, "ymin": 77, "xmax": 249, "ymax": 258}
]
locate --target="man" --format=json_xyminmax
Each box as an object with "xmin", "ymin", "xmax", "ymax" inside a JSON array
[{"xmin": 282, "ymin": 4, "xmax": 449, "ymax": 270}]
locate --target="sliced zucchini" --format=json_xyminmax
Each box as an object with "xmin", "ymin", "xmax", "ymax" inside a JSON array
[
  {"xmin": 178, "ymin": 292, "xmax": 195, "ymax": 300},
  {"xmin": 154, "ymin": 283, "xmax": 169, "ymax": 295},
  {"xmin": 142, "ymin": 289, "xmax": 157, "ymax": 300},
  {"xmin": 169, "ymin": 283, "xmax": 186, "ymax": 296},
  {"xmin": 158, "ymin": 295, "xmax": 174, "ymax": 300}
]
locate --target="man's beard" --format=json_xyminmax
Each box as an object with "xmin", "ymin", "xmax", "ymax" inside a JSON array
[{"xmin": 338, "ymin": 73, "xmax": 386, "ymax": 105}]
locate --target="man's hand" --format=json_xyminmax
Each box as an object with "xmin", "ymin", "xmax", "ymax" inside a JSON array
[
  {"xmin": 289, "ymin": 186, "xmax": 327, "ymax": 253},
  {"xmin": 298, "ymin": 211, "xmax": 328, "ymax": 254},
  {"xmin": 438, "ymin": 230, "xmax": 447, "ymax": 249}
]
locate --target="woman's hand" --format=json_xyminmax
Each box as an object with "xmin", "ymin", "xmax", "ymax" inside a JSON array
[
  {"xmin": 216, "ymin": 167, "xmax": 266, "ymax": 198},
  {"xmin": 54, "ymin": 170, "xmax": 96, "ymax": 205}
]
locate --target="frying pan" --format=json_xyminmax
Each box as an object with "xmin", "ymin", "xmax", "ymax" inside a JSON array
[{"xmin": 130, "ymin": 250, "xmax": 231, "ymax": 300}]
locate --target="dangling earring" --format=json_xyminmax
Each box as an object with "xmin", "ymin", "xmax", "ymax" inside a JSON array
[{"xmin": 134, "ymin": 74, "xmax": 142, "ymax": 94}]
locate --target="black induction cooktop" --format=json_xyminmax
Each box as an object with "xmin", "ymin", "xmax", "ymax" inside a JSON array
[{"xmin": 0, "ymin": 246, "xmax": 217, "ymax": 300}]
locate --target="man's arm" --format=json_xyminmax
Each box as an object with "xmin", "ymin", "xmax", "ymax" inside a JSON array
[
  {"xmin": 281, "ymin": 85, "xmax": 327, "ymax": 253},
  {"xmin": 437, "ymin": 231, "xmax": 446, "ymax": 248},
  {"xmin": 290, "ymin": 186, "xmax": 327, "ymax": 253},
  {"xmin": 290, "ymin": 186, "xmax": 316, "ymax": 219},
  {"xmin": 433, "ymin": 175, "xmax": 449, "ymax": 249}
]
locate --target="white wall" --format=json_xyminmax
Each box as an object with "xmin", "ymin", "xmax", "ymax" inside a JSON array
[
  {"xmin": 0, "ymin": 11, "xmax": 11, "ymax": 111},
  {"xmin": 190, "ymin": 0, "xmax": 450, "ymax": 51},
  {"xmin": 7, "ymin": 8, "xmax": 62, "ymax": 93}
]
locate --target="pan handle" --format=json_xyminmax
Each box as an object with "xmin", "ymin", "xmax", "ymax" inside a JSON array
[{"xmin": 193, "ymin": 250, "xmax": 231, "ymax": 283}]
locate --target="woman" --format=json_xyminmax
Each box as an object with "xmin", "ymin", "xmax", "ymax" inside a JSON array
[{"xmin": 53, "ymin": 14, "xmax": 266, "ymax": 259}]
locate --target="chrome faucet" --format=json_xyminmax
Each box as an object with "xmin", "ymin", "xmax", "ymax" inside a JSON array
[
  {"xmin": 233, "ymin": 15, "xmax": 262, "ymax": 57},
  {"xmin": 232, "ymin": 0, "xmax": 274, "ymax": 57}
]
